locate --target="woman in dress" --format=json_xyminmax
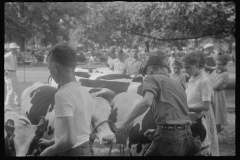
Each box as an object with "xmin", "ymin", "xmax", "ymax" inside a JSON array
[
  {"xmin": 210, "ymin": 54, "xmax": 230, "ymax": 133},
  {"xmin": 182, "ymin": 52, "xmax": 219, "ymax": 156}
]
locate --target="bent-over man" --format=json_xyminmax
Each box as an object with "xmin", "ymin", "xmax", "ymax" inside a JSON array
[{"xmin": 115, "ymin": 53, "xmax": 201, "ymax": 156}]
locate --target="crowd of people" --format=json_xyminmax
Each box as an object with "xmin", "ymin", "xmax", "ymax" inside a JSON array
[
  {"xmin": 106, "ymin": 45, "xmax": 231, "ymax": 156},
  {"xmin": 4, "ymin": 42, "xmax": 231, "ymax": 156}
]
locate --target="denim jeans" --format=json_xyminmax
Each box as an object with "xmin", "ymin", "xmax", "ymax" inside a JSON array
[
  {"xmin": 143, "ymin": 126, "xmax": 201, "ymax": 156},
  {"xmin": 58, "ymin": 141, "xmax": 93, "ymax": 156}
]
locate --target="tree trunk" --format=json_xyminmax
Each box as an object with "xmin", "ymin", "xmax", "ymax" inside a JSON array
[
  {"xmin": 145, "ymin": 41, "xmax": 149, "ymax": 53},
  {"xmin": 19, "ymin": 37, "xmax": 25, "ymax": 52}
]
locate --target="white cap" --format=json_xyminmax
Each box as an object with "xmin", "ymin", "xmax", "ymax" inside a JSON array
[{"xmin": 8, "ymin": 43, "xmax": 20, "ymax": 49}]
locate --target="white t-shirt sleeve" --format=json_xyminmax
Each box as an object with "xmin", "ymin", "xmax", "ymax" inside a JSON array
[
  {"xmin": 55, "ymin": 92, "xmax": 74, "ymax": 117},
  {"xmin": 201, "ymin": 80, "xmax": 212, "ymax": 102}
]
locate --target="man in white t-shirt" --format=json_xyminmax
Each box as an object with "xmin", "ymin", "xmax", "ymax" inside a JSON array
[
  {"xmin": 4, "ymin": 43, "xmax": 21, "ymax": 110},
  {"xmin": 39, "ymin": 43, "xmax": 94, "ymax": 156}
]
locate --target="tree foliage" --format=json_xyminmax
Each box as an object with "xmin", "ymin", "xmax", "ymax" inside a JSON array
[{"xmin": 5, "ymin": 2, "xmax": 235, "ymax": 52}]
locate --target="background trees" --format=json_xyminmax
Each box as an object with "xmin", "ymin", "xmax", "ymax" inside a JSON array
[{"xmin": 5, "ymin": 2, "xmax": 235, "ymax": 54}]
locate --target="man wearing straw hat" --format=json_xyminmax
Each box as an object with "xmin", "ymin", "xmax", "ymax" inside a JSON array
[{"xmin": 4, "ymin": 43, "xmax": 21, "ymax": 111}]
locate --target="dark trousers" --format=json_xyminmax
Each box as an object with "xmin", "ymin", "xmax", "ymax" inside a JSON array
[
  {"xmin": 143, "ymin": 125, "xmax": 201, "ymax": 156},
  {"xmin": 58, "ymin": 141, "xmax": 93, "ymax": 156}
]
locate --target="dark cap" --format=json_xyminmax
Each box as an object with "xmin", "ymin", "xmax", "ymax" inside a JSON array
[{"xmin": 142, "ymin": 55, "xmax": 165, "ymax": 75}]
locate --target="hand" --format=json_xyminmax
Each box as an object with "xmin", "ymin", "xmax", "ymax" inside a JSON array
[
  {"xmin": 40, "ymin": 146, "xmax": 54, "ymax": 156},
  {"xmin": 39, "ymin": 138, "xmax": 54, "ymax": 148},
  {"xmin": 144, "ymin": 129, "xmax": 155, "ymax": 137}
]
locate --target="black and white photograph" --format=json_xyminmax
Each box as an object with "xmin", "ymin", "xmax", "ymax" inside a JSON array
[{"xmin": 4, "ymin": 2, "xmax": 235, "ymax": 156}]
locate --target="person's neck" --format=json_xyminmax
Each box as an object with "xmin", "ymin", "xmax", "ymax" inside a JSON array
[
  {"xmin": 118, "ymin": 58, "xmax": 124, "ymax": 62},
  {"xmin": 59, "ymin": 70, "xmax": 76, "ymax": 87},
  {"xmin": 192, "ymin": 70, "xmax": 201, "ymax": 78}
]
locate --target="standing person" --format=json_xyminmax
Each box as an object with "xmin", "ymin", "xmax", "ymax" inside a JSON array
[
  {"xmin": 182, "ymin": 52, "xmax": 219, "ymax": 156},
  {"xmin": 106, "ymin": 47, "xmax": 116, "ymax": 68},
  {"xmin": 125, "ymin": 49, "xmax": 134, "ymax": 76},
  {"xmin": 210, "ymin": 55, "xmax": 230, "ymax": 133},
  {"xmin": 167, "ymin": 51, "xmax": 175, "ymax": 73},
  {"xmin": 129, "ymin": 49, "xmax": 142, "ymax": 77},
  {"xmin": 39, "ymin": 43, "xmax": 94, "ymax": 156},
  {"xmin": 4, "ymin": 43, "xmax": 21, "ymax": 111},
  {"xmin": 170, "ymin": 59, "xmax": 186, "ymax": 89},
  {"xmin": 109, "ymin": 49, "xmax": 126, "ymax": 74},
  {"xmin": 115, "ymin": 54, "xmax": 201, "ymax": 156}
]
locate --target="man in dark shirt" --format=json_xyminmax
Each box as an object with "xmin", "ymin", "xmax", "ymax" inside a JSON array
[{"xmin": 115, "ymin": 53, "xmax": 201, "ymax": 156}]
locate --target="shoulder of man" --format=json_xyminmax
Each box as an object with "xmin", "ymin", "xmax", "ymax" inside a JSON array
[{"xmin": 4, "ymin": 52, "xmax": 12, "ymax": 58}]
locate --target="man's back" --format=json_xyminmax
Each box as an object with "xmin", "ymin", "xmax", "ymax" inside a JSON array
[
  {"xmin": 143, "ymin": 74, "xmax": 190, "ymax": 125},
  {"xmin": 54, "ymin": 81, "xmax": 94, "ymax": 147}
]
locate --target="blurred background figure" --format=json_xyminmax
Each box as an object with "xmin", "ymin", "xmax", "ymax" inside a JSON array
[
  {"xmin": 210, "ymin": 54, "xmax": 230, "ymax": 134},
  {"xmin": 4, "ymin": 43, "xmax": 21, "ymax": 111},
  {"xmin": 109, "ymin": 48, "xmax": 126, "ymax": 74},
  {"xmin": 168, "ymin": 51, "xmax": 176, "ymax": 73},
  {"xmin": 125, "ymin": 48, "xmax": 134, "ymax": 76},
  {"xmin": 128, "ymin": 48, "xmax": 142, "ymax": 78},
  {"xmin": 106, "ymin": 46, "xmax": 116, "ymax": 68},
  {"xmin": 170, "ymin": 59, "xmax": 186, "ymax": 89}
]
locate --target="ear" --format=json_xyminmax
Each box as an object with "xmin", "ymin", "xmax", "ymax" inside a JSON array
[
  {"xmin": 36, "ymin": 117, "xmax": 48, "ymax": 137},
  {"xmin": 4, "ymin": 119, "xmax": 15, "ymax": 137},
  {"xmin": 52, "ymin": 64, "xmax": 58, "ymax": 74}
]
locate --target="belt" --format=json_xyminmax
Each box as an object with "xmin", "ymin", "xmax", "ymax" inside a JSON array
[
  {"xmin": 6, "ymin": 70, "xmax": 16, "ymax": 72},
  {"xmin": 157, "ymin": 124, "xmax": 189, "ymax": 131}
]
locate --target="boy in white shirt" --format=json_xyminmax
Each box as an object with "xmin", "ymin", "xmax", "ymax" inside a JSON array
[{"xmin": 39, "ymin": 42, "xmax": 94, "ymax": 156}]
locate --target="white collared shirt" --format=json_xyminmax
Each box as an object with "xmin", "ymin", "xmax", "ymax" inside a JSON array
[
  {"xmin": 186, "ymin": 72, "xmax": 212, "ymax": 108},
  {"xmin": 4, "ymin": 52, "xmax": 17, "ymax": 70}
]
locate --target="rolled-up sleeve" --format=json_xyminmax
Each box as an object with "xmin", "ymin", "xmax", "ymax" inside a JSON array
[
  {"xmin": 201, "ymin": 80, "xmax": 212, "ymax": 102},
  {"xmin": 143, "ymin": 76, "xmax": 159, "ymax": 98},
  {"xmin": 55, "ymin": 92, "xmax": 74, "ymax": 117}
]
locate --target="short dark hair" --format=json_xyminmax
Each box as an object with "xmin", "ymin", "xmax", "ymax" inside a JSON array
[
  {"xmin": 173, "ymin": 59, "xmax": 182, "ymax": 68},
  {"xmin": 217, "ymin": 54, "xmax": 230, "ymax": 66},
  {"xmin": 197, "ymin": 52, "xmax": 205, "ymax": 69},
  {"xmin": 117, "ymin": 49, "xmax": 124, "ymax": 55},
  {"xmin": 48, "ymin": 42, "xmax": 77, "ymax": 68},
  {"xmin": 108, "ymin": 46, "xmax": 116, "ymax": 55},
  {"xmin": 182, "ymin": 52, "xmax": 201, "ymax": 67}
]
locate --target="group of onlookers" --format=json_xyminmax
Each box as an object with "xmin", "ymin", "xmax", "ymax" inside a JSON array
[
  {"xmin": 107, "ymin": 46, "xmax": 142, "ymax": 77},
  {"xmin": 107, "ymin": 46, "xmax": 231, "ymax": 156}
]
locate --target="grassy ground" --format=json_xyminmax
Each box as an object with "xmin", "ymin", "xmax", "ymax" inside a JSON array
[{"xmin": 4, "ymin": 63, "xmax": 235, "ymax": 156}]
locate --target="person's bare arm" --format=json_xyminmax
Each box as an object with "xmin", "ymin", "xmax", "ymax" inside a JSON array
[
  {"xmin": 212, "ymin": 79, "xmax": 225, "ymax": 90},
  {"xmin": 40, "ymin": 116, "xmax": 77, "ymax": 156},
  {"xmin": 115, "ymin": 92, "xmax": 154, "ymax": 129},
  {"xmin": 189, "ymin": 101, "xmax": 210, "ymax": 113}
]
